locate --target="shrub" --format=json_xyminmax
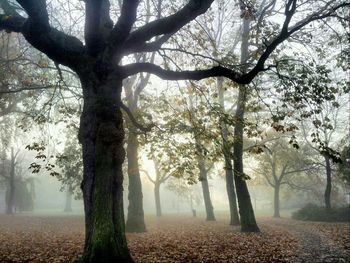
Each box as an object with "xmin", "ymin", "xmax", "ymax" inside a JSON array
[{"xmin": 292, "ymin": 203, "xmax": 350, "ymax": 222}]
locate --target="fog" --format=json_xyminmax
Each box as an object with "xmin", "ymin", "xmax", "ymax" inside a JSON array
[{"xmin": 0, "ymin": 0, "xmax": 349, "ymax": 262}]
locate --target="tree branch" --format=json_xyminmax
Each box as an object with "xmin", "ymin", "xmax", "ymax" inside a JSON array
[
  {"xmin": 116, "ymin": 1, "xmax": 349, "ymax": 86},
  {"xmin": 0, "ymin": 13, "xmax": 25, "ymax": 32},
  {"xmin": 139, "ymin": 169, "xmax": 155, "ymax": 184},
  {"xmin": 124, "ymin": 0, "xmax": 214, "ymax": 53},
  {"xmin": 0, "ymin": 85, "xmax": 57, "ymax": 94},
  {"xmin": 84, "ymin": 0, "xmax": 113, "ymax": 55},
  {"xmin": 119, "ymin": 101, "xmax": 154, "ymax": 132},
  {"xmin": 120, "ymin": 63, "xmax": 243, "ymax": 82},
  {"xmin": 129, "ymin": 33, "xmax": 173, "ymax": 54},
  {"xmin": 16, "ymin": 0, "xmax": 50, "ymax": 30},
  {"xmin": 109, "ymin": 0, "xmax": 139, "ymax": 56},
  {"xmin": 0, "ymin": 0, "xmax": 86, "ymax": 70}
]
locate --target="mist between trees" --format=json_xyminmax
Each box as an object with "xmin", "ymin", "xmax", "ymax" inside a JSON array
[{"xmin": 0, "ymin": 0, "xmax": 349, "ymax": 263}]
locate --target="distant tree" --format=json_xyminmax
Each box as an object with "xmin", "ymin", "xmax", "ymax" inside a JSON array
[
  {"xmin": 141, "ymin": 157, "xmax": 173, "ymax": 217},
  {"xmin": 63, "ymin": 186, "xmax": 73, "ymax": 212},
  {"xmin": 4, "ymin": 147, "xmax": 18, "ymax": 214},
  {"xmin": 254, "ymin": 138, "xmax": 315, "ymax": 217},
  {"xmin": 167, "ymin": 177, "xmax": 202, "ymax": 215},
  {"xmin": 1, "ymin": 147, "xmax": 35, "ymax": 214},
  {"xmin": 123, "ymin": 0, "xmax": 162, "ymax": 233}
]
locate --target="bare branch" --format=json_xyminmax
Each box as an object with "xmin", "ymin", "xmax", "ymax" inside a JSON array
[
  {"xmin": 128, "ymin": 33, "xmax": 172, "ymax": 53},
  {"xmin": 119, "ymin": 101, "xmax": 154, "ymax": 132},
  {"xmin": 0, "ymin": 0, "xmax": 85, "ymax": 69},
  {"xmin": 0, "ymin": 85, "xmax": 56, "ymax": 94},
  {"xmin": 120, "ymin": 63, "xmax": 243, "ymax": 82},
  {"xmin": 288, "ymin": 2, "xmax": 350, "ymax": 35},
  {"xmin": 140, "ymin": 169, "xmax": 155, "ymax": 184}
]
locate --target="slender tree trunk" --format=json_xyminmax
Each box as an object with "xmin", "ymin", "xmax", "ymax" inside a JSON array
[
  {"xmin": 78, "ymin": 76, "xmax": 133, "ymax": 263},
  {"xmin": 64, "ymin": 188, "xmax": 73, "ymax": 212},
  {"xmin": 126, "ymin": 131, "xmax": 146, "ymax": 232},
  {"xmin": 232, "ymin": 6, "xmax": 259, "ymax": 232},
  {"xmin": 233, "ymin": 87, "xmax": 260, "ymax": 232},
  {"xmin": 6, "ymin": 147, "xmax": 15, "ymax": 215},
  {"xmin": 197, "ymin": 156, "xmax": 216, "ymax": 221},
  {"xmin": 273, "ymin": 183, "xmax": 280, "ymax": 218},
  {"xmin": 154, "ymin": 182, "xmax": 162, "ymax": 217},
  {"xmin": 324, "ymin": 155, "xmax": 332, "ymax": 210},
  {"xmin": 225, "ymin": 166, "xmax": 240, "ymax": 225},
  {"xmin": 217, "ymin": 77, "xmax": 240, "ymax": 225}
]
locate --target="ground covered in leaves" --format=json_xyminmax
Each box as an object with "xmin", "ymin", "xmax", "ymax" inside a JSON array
[{"xmin": 0, "ymin": 214, "xmax": 348, "ymax": 263}]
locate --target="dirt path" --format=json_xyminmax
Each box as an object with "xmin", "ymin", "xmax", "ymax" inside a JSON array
[{"xmin": 261, "ymin": 218, "xmax": 349, "ymax": 263}]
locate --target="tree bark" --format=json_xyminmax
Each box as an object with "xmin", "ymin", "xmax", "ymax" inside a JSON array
[
  {"xmin": 78, "ymin": 76, "xmax": 133, "ymax": 263},
  {"xmin": 324, "ymin": 155, "xmax": 332, "ymax": 210},
  {"xmin": 225, "ymin": 165, "xmax": 240, "ymax": 225},
  {"xmin": 6, "ymin": 147, "xmax": 15, "ymax": 215},
  {"xmin": 197, "ymin": 156, "xmax": 216, "ymax": 221},
  {"xmin": 273, "ymin": 183, "xmax": 280, "ymax": 218},
  {"xmin": 233, "ymin": 86, "xmax": 260, "ymax": 232},
  {"xmin": 154, "ymin": 182, "xmax": 162, "ymax": 217},
  {"xmin": 125, "ymin": 131, "xmax": 146, "ymax": 232},
  {"xmin": 217, "ymin": 77, "xmax": 240, "ymax": 225}
]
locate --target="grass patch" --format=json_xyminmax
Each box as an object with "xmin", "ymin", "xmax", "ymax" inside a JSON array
[{"xmin": 292, "ymin": 203, "xmax": 350, "ymax": 222}]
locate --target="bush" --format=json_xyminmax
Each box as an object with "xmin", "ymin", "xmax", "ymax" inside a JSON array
[{"xmin": 292, "ymin": 203, "xmax": 350, "ymax": 222}]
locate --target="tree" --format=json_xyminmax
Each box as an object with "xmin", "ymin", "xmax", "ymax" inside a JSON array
[
  {"xmin": 142, "ymin": 157, "xmax": 173, "ymax": 217},
  {"xmin": 186, "ymin": 88, "xmax": 217, "ymax": 221},
  {"xmin": 254, "ymin": 138, "xmax": 315, "ymax": 217},
  {"xmin": 217, "ymin": 78, "xmax": 240, "ymax": 225},
  {"xmin": 0, "ymin": 147, "xmax": 36, "ymax": 214},
  {"xmin": 4, "ymin": 147, "xmax": 18, "ymax": 214},
  {"xmin": 142, "ymin": 87, "xmax": 219, "ymax": 221},
  {"xmin": 297, "ymin": 92, "xmax": 348, "ymax": 210},
  {"xmin": 167, "ymin": 176, "xmax": 202, "ymax": 215},
  {"xmin": 123, "ymin": 0, "xmax": 162, "ymax": 233},
  {"xmin": 338, "ymin": 144, "xmax": 350, "ymax": 184},
  {"xmin": 64, "ymin": 186, "xmax": 73, "ymax": 212},
  {"xmin": 0, "ymin": 0, "xmax": 348, "ymax": 261}
]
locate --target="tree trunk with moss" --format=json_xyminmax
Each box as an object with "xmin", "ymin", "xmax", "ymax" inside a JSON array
[{"xmin": 79, "ymin": 76, "xmax": 133, "ymax": 263}]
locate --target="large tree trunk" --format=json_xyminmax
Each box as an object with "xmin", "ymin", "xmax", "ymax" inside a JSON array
[
  {"xmin": 197, "ymin": 156, "xmax": 216, "ymax": 221},
  {"xmin": 154, "ymin": 182, "xmax": 162, "ymax": 217},
  {"xmin": 273, "ymin": 183, "xmax": 280, "ymax": 218},
  {"xmin": 78, "ymin": 76, "xmax": 133, "ymax": 263},
  {"xmin": 6, "ymin": 147, "xmax": 15, "ymax": 215},
  {"xmin": 233, "ymin": 87, "xmax": 260, "ymax": 232},
  {"xmin": 126, "ymin": 131, "xmax": 146, "ymax": 232},
  {"xmin": 324, "ymin": 155, "xmax": 332, "ymax": 210}
]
